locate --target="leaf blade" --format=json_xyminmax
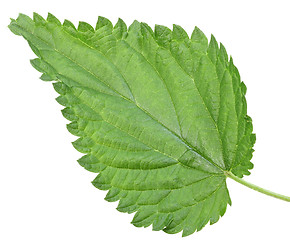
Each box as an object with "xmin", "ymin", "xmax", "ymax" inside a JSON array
[{"xmin": 9, "ymin": 13, "xmax": 255, "ymax": 236}]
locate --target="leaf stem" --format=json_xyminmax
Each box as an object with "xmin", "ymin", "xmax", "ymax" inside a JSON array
[{"xmin": 225, "ymin": 171, "xmax": 290, "ymax": 202}]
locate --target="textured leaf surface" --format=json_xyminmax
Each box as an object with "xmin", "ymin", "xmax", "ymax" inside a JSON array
[{"xmin": 9, "ymin": 13, "xmax": 255, "ymax": 236}]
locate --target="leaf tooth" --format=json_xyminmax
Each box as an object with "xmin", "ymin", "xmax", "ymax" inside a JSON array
[
  {"xmin": 219, "ymin": 42, "xmax": 229, "ymax": 63},
  {"xmin": 152, "ymin": 213, "xmax": 173, "ymax": 231},
  {"xmin": 233, "ymin": 63, "xmax": 241, "ymax": 81},
  {"xmin": 172, "ymin": 24, "xmax": 189, "ymax": 42},
  {"xmin": 55, "ymin": 95, "xmax": 69, "ymax": 107},
  {"xmin": 113, "ymin": 18, "xmax": 127, "ymax": 39},
  {"xmin": 78, "ymin": 154, "xmax": 105, "ymax": 173},
  {"xmin": 67, "ymin": 121, "xmax": 84, "ymax": 137},
  {"xmin": 191, "ymin": 26, "xmax": 208, "ymax": 47},
  {"xmin": 33, "ymin": 12, "xmax": 46, "ymax": 26},
  {"xmin": 154, "ymin": 24, "xmax": 172, "ymax": 48},
  {"xmin": 57, "ymin": 93, "xmax": 79, "ymax": 107},
  {"xmin": 105, "ymin": 187, "xmax": 121, "ymax": 202},
  {"xmin": 131, "ymin": 206, "xmax": 157, "ymax": 227},
  {"xmin": 96, "ymin": 16, "xmax": 113, "ymax": 30},
  {"xmin": 61, "ymin": 107, "xmax": 78, "ymax": 121},
  {"xmin": 40, "ymin": 73, "xmax": 56, "ymax": 81},
  {"xmin": 53, "ymin": 82, "xmax": 70, "ymax": 95},
  {"xmin": 229, "ymin": 55, "xmax": 234, "ymax": 64},
  {"xmin": 92, "ymin": 172, "xmax": 112, "ymax": 190},
  {"xmin": 251, "ymin": 133, "xmax": 256, "ymax": 145},
  {"xmin": 62, "ymin": 89, "xmax": 82, "ymax": 105},
  {"xmin": 245, "ymin": 115, "xmax": 253, "ymax": 133},
  {"xmin": 163, "ymin": 208, "xmax": 189, "ymax": 234},
  {"xmin": 219, "ymin": 201, "xmax": 228, "ymax": 217},
  {"xmin": 47, "ymin": 13, "xmax": 61, "ymax": 26},
  {"xmin": 30, "ymin": 58, "xmax": 57, "ymax": 79},
  {"xmin": 8, "ymin": 18, "xmax": 21, "ymax": 36},
  {"xmin": 15, "ymin": 13, "xmax": 34, "ymax": 33},
  {"xmin": 114, "ymin": 17, "xmax": 127, "ymax": 30},
  {"xmin": 62, "ymin": 19, "xmax": 78, "ymax": 38},
  {"xmin": 72, "ymin": 137, "xmax": 94, "ymax": 153},
  {"xmin": 240, "ymin": 81, "xmax": 247, "ymax": 95},
  {"xmin": 128, "ymin": 20, "xmax": 141, "ymax": 32},
  {"xmin": 140, "ymin": 22, "xmax": 154, "ymax": 37},
  {"xmin": 207, "ymin": 34, "xmax": 219, "ymax": 63},
  {"xmin": 228, "ymin": 56, "xmax": 238, "ymax": 77},
  {"xmin": 78, "ymin": 21, "xmax": 94, "ymax": 32},
  {"xmin": 117, "ymin": 192, "xmax": 140, "ymax": 213},
  {"xmin": 63, "ymin": 19, "xmax": 76, "ymax": 30}
]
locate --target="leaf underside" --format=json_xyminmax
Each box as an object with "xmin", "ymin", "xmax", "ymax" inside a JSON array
[{"xmin": 9, "ymin": 13, "xmax": 255, "ymax": 237}]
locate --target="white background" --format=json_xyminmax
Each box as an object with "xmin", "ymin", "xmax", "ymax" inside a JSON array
[{"xmin": 1, "ymin": 0, "xmax": 290, "ymax": 239}]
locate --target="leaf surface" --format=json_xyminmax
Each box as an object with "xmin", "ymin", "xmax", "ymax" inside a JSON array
[{"xmin": 9, "ymin": 13, "xmax": 255, "ymax": 236}]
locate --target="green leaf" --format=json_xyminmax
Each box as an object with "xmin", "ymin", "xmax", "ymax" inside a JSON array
[{"xmin": 9, "ymin": 13, "xmax": 255, "ymax": 236}]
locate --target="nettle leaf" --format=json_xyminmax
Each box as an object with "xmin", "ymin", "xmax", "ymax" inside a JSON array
[{"xmin": 9, "ymin": 13, "xmax": 256, "ymax": 237}]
